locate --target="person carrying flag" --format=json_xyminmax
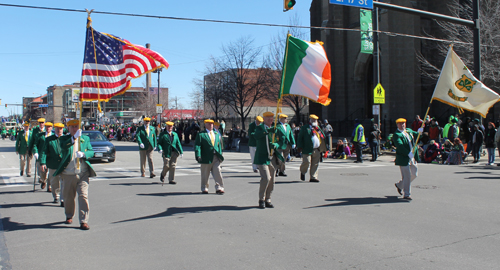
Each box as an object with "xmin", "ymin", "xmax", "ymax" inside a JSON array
[
  {"xmin": 136, "ymin": 117, "xmax": 157, "ymax": 178},
  {"xmin": 16, "ymin": 121, "xmax": 33, "ymax": 177},
  {"xmin": 194, "ymin": 119, "xmax": 225, "ymax": 194},
  {"xmin": 158, "ymin": 121, "xmax": 183, "ymax": 184},
  {"xmin": 297, "ymin": 114, "xmax": 326, "ymax": 183},
  {"xmin": 53, "ymin": 120, "xmax": 96, "ymax": 230}
]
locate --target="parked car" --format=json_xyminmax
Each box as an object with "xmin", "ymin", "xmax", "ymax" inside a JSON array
[{"xmin": 83, "ymin": 131, "xmax": 116, "ymax": 162}]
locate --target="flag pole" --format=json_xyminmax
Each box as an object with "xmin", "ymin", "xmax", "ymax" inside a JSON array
[{"xmin": 270, "ymin": 34, "xmax": 291, "ymax": 157}]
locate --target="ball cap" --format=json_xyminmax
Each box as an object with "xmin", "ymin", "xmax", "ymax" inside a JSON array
[
  {"xmin": 263, "ymin": 112, "xmax": 274, "ymax": 117},
  {"xmin": 67, "ymin": 119, "xmax": 80, "ymax": 126},
  {"xmin": 204, "ymin": 119, "xmax": 214, "ymax": 123},
  {"xmin": 396, "ymin": 118, "xmax": 407, "ymax": 124},
  {"xmin": 214, "ymin": 122, "xmax": 220, "ymax": 127},
  {"xmin": 37, "ymin": 118, "xmax": 46, "ymax": 123},
  {"xmin": 54, "ymin": 123, "xmax": 65, "ymax": 128},
  {"xmin": 279, "ymin": 114, "xmax": 288, "ymax": 118},
  {"xmin": 45, "ymin": 122, "xmax": 53, "ymax": 127},
  {"xmin": 256, "ymin": 116, "xmax": 263, "ymax": 122},
  {"xmin": 143, "ymin": 117, "xmax": 151, "ymax": 122},
  {"xmin": 165, "ymin": 121, "xmax": 174, "ymax": 126},
  {"xmin": 309, "ymin": 114, "xmax": 319, "ymax": 120},
  {"xmin": 23, "ymin": 122, "xmax": 30, "ymax": 126}
]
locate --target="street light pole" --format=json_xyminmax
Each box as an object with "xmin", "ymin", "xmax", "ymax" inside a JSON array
[{"xmin": 157, "ymin": 68, "xmax": 162, "ymax": 125}]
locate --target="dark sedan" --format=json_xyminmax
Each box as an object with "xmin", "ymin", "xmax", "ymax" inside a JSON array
[{"xmin": 83, "ymin": 131, "xmax": 116, "ymax": 162}]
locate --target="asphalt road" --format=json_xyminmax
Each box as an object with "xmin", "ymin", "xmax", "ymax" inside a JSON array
[{"xmin": 0, "ymin": 139, "xmax": 499, "ymax": 270}]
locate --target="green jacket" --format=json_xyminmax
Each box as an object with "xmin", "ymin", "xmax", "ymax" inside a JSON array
[
  {"xmin": 40, "ymin": 134, "xmax": 62, "ymax": 170},
  {"xmin": 392, "ymin": 128, "xmax": 420, "ymax": 166},
  {"xmin": 53, "ymin": 134, "xmax": 96, "ymax": 177},
  {"xmin": 32, "ymin": 131, "xmax": 52, "ymax": 154},
  {"xmin": 248, "ymin": 122, "xmax": 258, "ymax": 147},
  {"xmin": 158, "ymin": 131, "xmax": 183, "ymax": 158},
  {"xmin": 297, "ymin": 125, "xmax": 326, "ymax": 155},
  {"xmin": 253, "ymin": 124, "xmax": 284, "ymax": 165},
  {"xmin": 136, "ymin": 125, "xmax": 157, "ymax": 150},
  {"xmin": 275, "ymin": 122, "xmax": 295, "ymax": 150},
  {"xmin": 194, "ymin": 130, "xmax": 224, "ymax": 164},
  {"xmin": 15, "ymin": 129, "xmax": 33, "ymax": 155},
  {"xmin": 28, "ymin": 126, "xmax": 44, "ymax": 154}
]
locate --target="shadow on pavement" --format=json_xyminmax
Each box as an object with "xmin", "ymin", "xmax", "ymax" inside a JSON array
[
  {"xmin": 1, "ymin": 217, "xmax": 71, "ymax": 232},
  {"xmin": 464, "ymin": 176, "xmax": 500, "ymax": 180},
  {"xmin": 113, "ymin": 205, "xmax": 255, "ymax": 224},
  {"xmin": 304, "ymin": 196, "xmax": 407, "ymax": 209},
  {"xmin": 137, "ymin": 191, "xmax": 201, "ymax": 197},
  {"xmin": 0, "ymin": 190, "xmax": 36, "ymax": 195},
  {"xmin": 0, "ymin": 202, "xmax": 59, "ymax": 209},
  {"xmin": 247, "ymin": 181, "xmax": 303, "ymax": 184},
  {"xmin": 109, "ymin": 182, "xmax": 160, "ymax": 186}
]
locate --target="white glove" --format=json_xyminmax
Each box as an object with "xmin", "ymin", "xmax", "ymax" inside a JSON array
[
  {"xmin": 73, "ymin": 129, "xmax": 82, "ymax": 139},
  {"xmin": 34, "ymin": 153, "xmax": 39, "ymax": 160},
  {"xmin": 76, "ymin": 151, "xmax": 85, "ymax": 158},
  {"xmin": 292, "ymin": 144, "xmax": 296, "ymax": 149},
  {"xmin": 408, "ymin": 151, "xmax": 414, "ymax": 160},
  {"xmin": 153, "ymin": 147, "xmax": 157, "ymax": 151},
  {"xmin": 140, "ymin": 143, "xmax": 145, "ymax": 149},
  {"xmin": 180, "ymin": 154, "xmax": 183, "ymax": 158},
  {"xmin": 159, "ymin": 150, "xmax": 163, "ymax": 154},
  {"xmin": 417, "ymin": 127, "xmax": 424, "ymax": 134}
]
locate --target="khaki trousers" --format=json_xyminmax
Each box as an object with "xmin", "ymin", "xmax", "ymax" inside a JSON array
[
  {"xmin": 200, "ymin": 155, "xmax": 224, "ymax": 192},
  {"xmin": 19, "ymin": 154, "xmax": 32, "ymax": 175},
  {"xmin": 258, "ymin": 163, "xmax": 275, "ymax": 202},
  {"xmin": 62, "ymin": 170, "xmax": 90, "ymax": 224},
  {"xmin": 161, "ymin": 152, "xmax": 179, "ymax": 181},
  {"xmin": 48, "ymin": 168, "xmax": 61, "ymax": 200},
  {"xmin": 277, "ymin": 144, "xmax": 292, "ymax": 172},
  {"xmin": 249, "ymin": 146, "xmax": 258, "ymax": 170},
  {"xmin": 300, "ymin": 148, "xmax": 321, "ymax": 180},
  {"xmin": 139, "ymin": 146, "xmax": 154, "ymax": 175},
  {"xmin": 396, "ymin": 161, "xmax": 418, "ymax": 197},
  {"xmin": 37, "ymin": 160, "xmax": 47, "ymax": 183}
]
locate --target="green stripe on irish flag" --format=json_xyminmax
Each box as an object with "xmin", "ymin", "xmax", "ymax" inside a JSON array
[{"xmin": 280, "ymin": 35, "xmax": 331, "ymax": 106}]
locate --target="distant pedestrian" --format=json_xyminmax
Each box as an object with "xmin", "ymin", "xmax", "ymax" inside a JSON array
[
  {"xmin": 485, "ymin": 122, "xmax": 496, "ymax": 165},
  {"xmin": 352, "ymin": 119, "xmax": 366, "ymax": 163}
]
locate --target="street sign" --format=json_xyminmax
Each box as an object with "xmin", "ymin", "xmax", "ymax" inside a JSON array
[
  {"xmin": 39, "ymin": 104, "xmax": 48, "ymax": 108},
  {"xmin": 156, "ymin": 104, "xmax": 163, "ymax": 114},
  {"xmin": 329, "ymin": 0, "xmax": 373, "ymax": 9},
  {"xmin": 373, "ymin": 83, "xmax": 385, "ymax": 104},
  {"xmin": 372, "ymin": 105, "xmax": 380, "ymax": 115}
]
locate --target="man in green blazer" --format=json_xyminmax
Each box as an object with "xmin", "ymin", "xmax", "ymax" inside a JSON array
[
  {"xmin": 275, "ymin": 114, "xmax": 296, "ymax": 177},
  {"xmin": 392, "ymin": 118, "xmax": 422, "ymax": 200},
  {"xmin": 28, "ymin": 118, "xmax": 46, "ymax": 156},
  {"xmin": 297, "ymin": 114, "xmax": 326, "ymax": 182},
  {"xmin": 136, "ymin": 117, "xmax": 157, "ymax": 178},
  {"xmin": 40, "ymin": 123, "xmax": 64, "ymax": 204},
  {"xmin": 33, "ymin": 122, "xmax": 53, "ymax": 191},
  {"xmin": 194, "ymin": 119, "xmax": 225, "ymax": 194},
  {"xmin": 15, "ymin": 122, "xmax": 33, "ymax": 177},
  {"xmin": 248, "ymin": 116, "xmax": 263, "ymax": 173},
  {"xmin": 158, "ymin": 121, "xmax": 183, "ymax": 184},
  {"xmin": 53, "ymin": 119, "xmax": 95, "ymax": 230},
  {"xmin": 253, "ymin": 112, "xmax": 284, "ymax": 209}
]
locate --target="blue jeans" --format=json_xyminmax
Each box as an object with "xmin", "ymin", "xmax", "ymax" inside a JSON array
[
  {"xmin": 487, "ymin": 148, "xmax": 495, "ymax": 164},
  {"xmin": 370, "ymin": 141, "xmax": 378, "ymax": 161}
]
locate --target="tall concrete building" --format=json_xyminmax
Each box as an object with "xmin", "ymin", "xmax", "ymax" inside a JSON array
[{"xmin": 309, "ymin": 0, "xmax": 464, "ymax": 136}]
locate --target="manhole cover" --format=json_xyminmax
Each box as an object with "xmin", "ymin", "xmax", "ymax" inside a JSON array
[
  {"xmin": 414, "ymin": 185, "xmax": 438, "ymax": 189},
  {"xmin": 340, "ymin": 173, "xmax": 368, "ymax": 176}
]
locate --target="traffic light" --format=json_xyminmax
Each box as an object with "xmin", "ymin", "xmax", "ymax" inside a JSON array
[
  {"xmin": 4, "ymin": 104, "xmax": 6, "ymax": 108},
  {"xmin": 284, "ymin": 0, "xmax": 296, "ymax": 11}
]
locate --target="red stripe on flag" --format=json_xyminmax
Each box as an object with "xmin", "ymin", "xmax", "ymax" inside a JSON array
[{"xmin": 317, "ymin": 62, "xmax": 331, "ymax": 105}]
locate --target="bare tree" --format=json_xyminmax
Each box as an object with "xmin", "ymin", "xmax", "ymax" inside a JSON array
[
  {"xmin": 196, "ymin": 56, "xmax": 229, "ymax": 121},
  {"xmin": 219, "ymin": 36, "xmax": 274, "ymax": 130},
  {"xmin": 267, "ymin": 15, "xmax": 309, "ymax": 123},
  {"xmin": 135, "ymin": 81, "xmax": 169, "ymax": 118},
  {"xmin": 189, "ymin": 83, "xmax": 205, "ymax": 120},
  {"xmin": 418, "ymin": 0, "xmax": 500, "ymax": 87}
]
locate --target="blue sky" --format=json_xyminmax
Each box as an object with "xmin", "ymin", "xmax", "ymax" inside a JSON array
[{"xmin": 0, "ymin": 0, "xmax": 311, "ymax": 118}]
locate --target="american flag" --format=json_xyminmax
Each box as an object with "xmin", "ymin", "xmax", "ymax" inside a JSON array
[{"xmin": 80, "ymin": 23, "xmax": 169, "ymax": 101}]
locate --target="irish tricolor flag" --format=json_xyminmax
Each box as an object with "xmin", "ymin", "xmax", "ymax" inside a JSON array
[{"xmin": 280, "ymin": 35, "xmax": 331, "ymax": 106}]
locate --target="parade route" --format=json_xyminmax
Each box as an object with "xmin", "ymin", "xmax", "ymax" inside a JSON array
[{"xmin": 1, "ymin": 140, "xmax": 499, "ymax": 269}]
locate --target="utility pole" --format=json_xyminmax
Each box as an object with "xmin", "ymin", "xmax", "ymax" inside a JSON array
[{"xmin": 145, "ymin": 43, "xmax": 151, "ymax": 116}]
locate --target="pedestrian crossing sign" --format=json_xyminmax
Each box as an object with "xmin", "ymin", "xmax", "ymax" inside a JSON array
[{"xmin": 373, "ymin": 83, "xmax": 385, "ymax": 104}]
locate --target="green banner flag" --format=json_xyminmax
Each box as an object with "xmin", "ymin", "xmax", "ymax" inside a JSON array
[{"xmin": 360, "ymin": 9, "xmax": 373, "ymax": 54}]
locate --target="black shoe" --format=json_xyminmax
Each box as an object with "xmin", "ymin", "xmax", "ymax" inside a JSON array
[
  {"xmin": 354, "ymin": 160, "xmax": 363, "ymax": 163},
  {"xmin": 216, "ymin": 189, "xmax": 225, "ymax": 195},
  {"xmin": 169, "ymin": 180, "xmax": 176, "ymax": 185},
  {"xmin": 20, "ymin": 171, "xmax": 23, "ymax": 176},
  {"xmin": 160, "ymin": 175, "xmax": 165, "ymax": 183},
  {"xmin": 275, "ymin": 170, "xmax": 279, "ymax": 177},
  {"xmin": 265, "ymin": 201, "xmax": 274, "ymax": 208},
  {"xmin": 300, "ymin": 174, "xmax": 305, "ymax": 181},
  {"xmin": 309, "ymin": 179, "xmax": 320, "ymax": 182},
  {"xmin": 402, "ymin": 196, "xmax": 412, "ymax": 201},
  {"xmin": 278, "ymin": 171, "xmax": 287, "ymax": 177},
  {"xmin": 201, "ymin": 190, "xmax": 209, "ymax": 194},
  {"xmin": 27, "ymin": 174, "xmax": 31, "ymax": 177},
  {"xmin": 395, "ymin": 183, "xmax": 402, "ymax": 196},
  {"xmin": 60, "ymin": 201, "xmax": 64, "ymax": 207},
  {"xmin": 150, "ymin": 173, "xmax": 156, "ymax": 178},
  {"xmin": 258, "ymin": 200, "xmax": 265, "ymax": 209}
]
